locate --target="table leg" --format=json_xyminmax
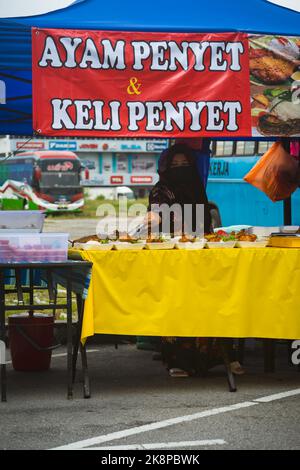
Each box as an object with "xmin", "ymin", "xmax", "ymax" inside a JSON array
[
  {"xmin": 29, "ymin": 268, "xmax": 34, "ymax": 316},
  {"xmin": 66, "ymin": 272, "xmax": 73, "ymax": 399},
  {"xmin": 80, "ymin": 343, "xmax": 91, "ymax": 399},
  {"xmin": 72, "ymin": 294, "xmax": 83, "ymax": 383},
  {"xmin": 0, "ymin": 269, "xmax": 7, "ymax": 402}
]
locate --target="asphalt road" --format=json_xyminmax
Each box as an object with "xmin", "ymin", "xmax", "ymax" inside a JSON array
[
  {"xmin": 44, "ymin": 217, "xmax": 103, "ymax": 240},
  {"xmin": 44, "ymin": 217, "xmax": 142, "ymax": 240},
  {"xmin": 6, "ymin": 218, "xmax": 298, "ymax": 451},
  {"xmin": 1, "ymin": 341, "xmax": 299, "ymax": 450}
]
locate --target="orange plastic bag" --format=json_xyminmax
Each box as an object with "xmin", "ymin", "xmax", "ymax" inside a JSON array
[{"xmin": 244, "ymin": 142, "xmax": 299, "ymax": 202}]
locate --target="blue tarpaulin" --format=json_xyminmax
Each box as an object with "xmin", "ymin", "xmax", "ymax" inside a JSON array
[{"xmin": 1, "ymin": 0, "xmax": 300, "ymax": 135}]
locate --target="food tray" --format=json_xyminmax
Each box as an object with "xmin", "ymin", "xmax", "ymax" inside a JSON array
[
  {"xmin": 268, "ymin": 236, "xmax": 300, "ymax": 248},
  {"xmin": 175, "ymin": 240, "xmax": 206, "ymax": 250},
  {"xmin": 236, "ymin": 240, "xmax": 269, "ymax": 248},
  {"xmin": 113, "ymin": 241, "xmax": 146, "ymax": 250},
  {"xmin": 75, "ymin": 241, "xmax": 114, "ymax": 251},
  {"xmin": 145, "ymin": 241, "xmax": 175, "ymax": 250},
  {"xmin": 206, "ymin": 241, "xmax": 236, "ymax": 249}
]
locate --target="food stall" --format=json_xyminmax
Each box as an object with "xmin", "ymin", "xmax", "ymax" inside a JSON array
[{"xmin": 1, "ymin": 0, "xmax": 300, "ymax": 396}]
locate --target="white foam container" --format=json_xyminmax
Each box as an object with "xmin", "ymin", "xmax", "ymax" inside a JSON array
[
  {"xmin": 279, "ymin": 226, "xmax": 299, "ymax": 234},
  {"xmin": 206, "ymin": 241, "xmax": 236, "ymax": 249},
  {"xmin": 75, "ymin": 241, "xmax": 114, "ymax": 251},
  {"xmin": 236, "ymin": 240, "xmax": 269, "ymax": 248},
  {"xmin": 114, "ymin": 241, "xmax": 146, "ymax": 251},
  {"xmin": 175, "ymin": 240, "xmax": 206, "ymax": 250},
  {"xmin": 145, "ymin": 241, "xmax": 175, "ymax": 250}
]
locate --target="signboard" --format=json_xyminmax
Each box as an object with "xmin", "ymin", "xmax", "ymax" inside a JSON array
[
  {"xmin": 16, "ymin": 141, "xmax": 44, "ymax": 150},
  {"xmin": 131, "ymin": 175, "xmax": 153, "ymax": 184},
  {"xmin": 9, "ymin": 138, "xmax": 167, "ymax": 153},
  {"xmin": 33, "ymin": 29, "xmax": 300, "ymax": 138},
  {"xmin": 110, "ymin": 175, "xmax": 124, "ymax": 184},
  {"xmin": 46, "ymin": 161, "xmax": 74, "ymax": 171},
  {"xmin": 33, "ymin": 29, "xmax": 251, "ymax": 137},
  {"xmin": 49, "ymin": 140, "xmax": 77, "ymax": 150}
]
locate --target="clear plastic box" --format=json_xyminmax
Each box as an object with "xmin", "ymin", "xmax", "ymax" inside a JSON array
[{"xmin": 0, "ymin": 233, "xmax": 69, "ymax": 263}]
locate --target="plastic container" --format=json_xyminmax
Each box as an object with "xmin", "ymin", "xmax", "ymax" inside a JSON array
[
  {"xmin": 8, "ymin": 314, "xmax": 54, "ymax": 371},
  {"xmin": 0, "ymin": 233, "xmax": 68, "ymax": 262},
  {"xmin": 248, "ymin": 226, "xmax": 280, "ymax": 238},
  {"xmin": 0, "ymin": 211, "xmax": 45, "ymax": 233}
]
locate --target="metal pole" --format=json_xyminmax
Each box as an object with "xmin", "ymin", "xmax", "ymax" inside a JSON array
[
  {"xmin": 0, "ymin": 269, "xmax": 7, "ymax": 402},
  {"xmin": 66, "ymin": 271, "xmax": 73, "ymax": 399},
  {"xmin": 284, "ymin": 197, "xmax": 292, "ymax": 226}
]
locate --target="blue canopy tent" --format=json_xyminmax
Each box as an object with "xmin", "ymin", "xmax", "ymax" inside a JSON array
[{"xmin": 1, "ymin": 0, "xmax": 300, "ymax": 135}]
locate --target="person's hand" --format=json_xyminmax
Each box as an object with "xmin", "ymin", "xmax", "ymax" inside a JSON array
[{"xmin": 145, "ymin": 211, "xmax": 161, "ymax": 230}]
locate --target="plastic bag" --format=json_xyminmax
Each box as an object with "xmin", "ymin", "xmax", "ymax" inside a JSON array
[{"xmin": 244, "ymin": 142, "xmax": 299, "ymax": 202}]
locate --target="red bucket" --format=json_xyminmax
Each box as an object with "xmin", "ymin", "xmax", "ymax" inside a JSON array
[{"xmin": 8, "ymin": 314, "xmax": 54, "ymax": 371}]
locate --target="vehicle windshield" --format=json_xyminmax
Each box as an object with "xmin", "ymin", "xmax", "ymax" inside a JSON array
[
  {"xmin": 39, "ymin": 159, "xmax": 81, "ymax": 193},
  {"xmin": 40, "ymin": 171, "xmax": 80, "ymax": 188}
]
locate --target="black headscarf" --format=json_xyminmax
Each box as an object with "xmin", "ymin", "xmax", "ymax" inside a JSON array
[
  {"xmin": 149, "ymin": 144, "xmax": 211, "ymax": 233},
  {"xmin": 159, "ymin": 144, "xmax": 208, "ymax": 206}
]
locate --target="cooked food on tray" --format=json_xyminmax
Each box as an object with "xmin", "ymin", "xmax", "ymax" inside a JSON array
[
  {"xmin": 205, "ymin": 230, "xmax": 258, "ymax": 244},
  {"xmin": 71, "ymin": 234, "xmax": 99, "ymax": 245},
  {"xmin": 146, "ymin": 235, "xmax": 165, "ymax": 243},
  {"xmin": 250, "ymin": 48, "xmax": 297, "ymax": 85},
  {"xmin": 145, "ymin": 235, "xmax": 175, "ymax": 250},
  {"xmin": 249, "ymin": 36, "xmax": 300, "ymax": 85},
  {"xmin": 179, "ymin": 234, "xmax": 198, "ymax": 243},
  {"xmin": 205, "ymin": 230, "xmax": 236, "ymax": 242},
  {"xmin": 118, "ymin": 232, "xmax": 138, "ymax": 243},
  {"xmin": 235, "ymin": 230, "xmax": 258, "ymax": 242},
  {"xmin": 249, "ymin": 36, "xmax": 300, "ymax": 136},
  {"xmin": 257, "ymin": 96, "xmax": 300, "ymax": 136}
]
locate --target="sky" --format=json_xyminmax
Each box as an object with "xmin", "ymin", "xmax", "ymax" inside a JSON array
[{"xmin": 0, "ymin": 0, "xmax": 83, "ymax": 18}]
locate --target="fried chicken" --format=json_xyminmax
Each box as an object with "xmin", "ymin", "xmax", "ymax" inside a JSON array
[{"xmin": 250, "ymin": 49, "xmax": 296, "ymax": 84}]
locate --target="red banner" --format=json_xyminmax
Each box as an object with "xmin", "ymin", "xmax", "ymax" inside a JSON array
[{"xmin": 32, "ymin": 28, "xmax": 251, "ymax": 137}]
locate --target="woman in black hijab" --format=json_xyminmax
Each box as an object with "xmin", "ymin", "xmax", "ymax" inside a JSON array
[
  {"xmin": 145, "ymin": 144, "xmax": 212, "ymax": 377},
  {"xmin": 147, "ymin": 143, "xmax": 211, "ymax": 236}
]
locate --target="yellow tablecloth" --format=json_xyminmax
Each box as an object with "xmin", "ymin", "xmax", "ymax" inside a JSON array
[{"xmin": 77, "ymin": 248, "xmax": 300, "ymax": 342}]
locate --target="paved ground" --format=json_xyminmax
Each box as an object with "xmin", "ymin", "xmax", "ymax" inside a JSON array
[
  {"xmin": 1, "ymin": 341, "xmax": 299, "ymax": 450},
  {"xmin": 44, "ymin": 217, "xmax": 142, "ymax": 240},
  {"xmin": 44, "ymin": 217, "xmax": 101, "ymax": 240}
]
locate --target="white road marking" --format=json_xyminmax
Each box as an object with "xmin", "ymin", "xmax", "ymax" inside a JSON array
[
  {"xmin": 5, "ymin": 348, "xmax": 100, "ymax": 365},
  {"xmin": 254, "ymin": 388, "xmax": 300, "ymax": 402},
  {"xmin": 85, "ymin": 440, "xmax": 226, "ymax": 450},
  {"xmin": 52, "ymin": 401, "xmax": 257, "ymax": 450},
  {"xmin": 52, "ymin": 387, "xmax": 300, "ymax": 450}
]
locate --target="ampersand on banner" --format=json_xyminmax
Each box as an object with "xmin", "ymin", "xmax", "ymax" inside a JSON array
[{"xmin": 127, "ymin": 77, "xmax": 142, "ymax": 95}]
